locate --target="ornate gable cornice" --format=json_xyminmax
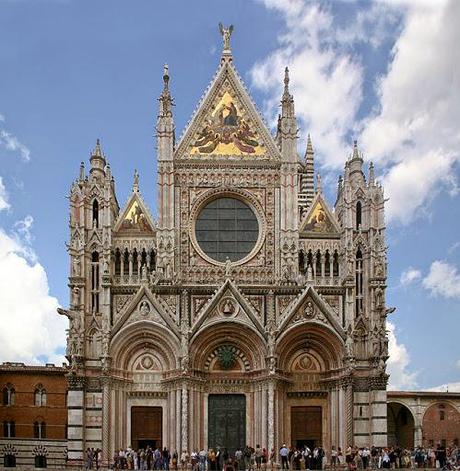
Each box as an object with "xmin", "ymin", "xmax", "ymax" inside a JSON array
[
  {"xmin": 175, "ymin": 61, "xmax": 281, "ymax": 161},
  {"xmin": 277, "ymin": 285, "xmax": 346, "ymax": 341},
  {"xmin": 300, "ymin": 191, "xmax": 341, "ymax": 235},
  {"xmin": 190, "ymin": 278, "xmax": 266, "ymax": 340},
  {"xmin": 113, "ymin": 188, "xmax": 156, "ymax": 235},
  {"xmin": 111, "ymin": 284, "xmax": 179, "ymax": 340}
]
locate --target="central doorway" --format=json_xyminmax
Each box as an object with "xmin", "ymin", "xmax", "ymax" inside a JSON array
[
  {"xmin": 131, "ymin": 406, "xmax": 162, "ymax": 450},
  {"xmin": 291, "ymin": 406, "xmax": 322, "ymax": 448},
  {"xmin": 208, "ymin": 394, "xmax": 246, "ymax": 456}
]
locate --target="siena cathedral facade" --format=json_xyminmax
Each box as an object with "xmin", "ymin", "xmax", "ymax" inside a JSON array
[{"xmin": 60, "ymin": 30, "xmax": 390, "ymax": 462}]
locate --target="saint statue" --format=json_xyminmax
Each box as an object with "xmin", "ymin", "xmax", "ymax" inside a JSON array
[
  {"xmin": 225, "ymin": 257, "xmax": 232, "ymax": 278},
  {"xmin": 219, "ymin": 23, "xmax": 234, "ymax": 51},
  {"xmin": 72, "ymin": 257, "xmax": 80, "ymax": 276},
  {"xmin": 72, "ymin": 287, "xmax": 80, "ymax": 307},
  {"xmin": 141, "ymin": 263, "xmax": 148, "ymax": 281},
  {"xmin": 139, "ymin": 301, "xmax": 150, "ymax": 315},
  {"xmin": 133, "ymin": 169, "xmax": 139, "ymax": 191},
  {"xmin": 304, "ymin": 301, "xmax": 315, "ymax": 318},
  {"xmin": 222, "ymin": 299, "xmax": 234, "ymax": 316}
]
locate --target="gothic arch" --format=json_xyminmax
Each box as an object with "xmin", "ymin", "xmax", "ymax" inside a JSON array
[
  {"xmin": 422, "ymin": 399, "xmax": 460, "ymax": 418},
  {"xmin": 189, "ymin": 322, "xmax": 267, "ymax": 372},
  {"xmin": 387, "ymin": 402, "xmax": 415, "ymax": 448},
  {"xmin": 204, "ymin": 345, "xmax": 251, "ymax": 372},
  {"xmin": 276, "ymin": 323, "xmax": 344, "ymax": 373},
  {"xmin": 111, "ymin": 321, "xmax": 180, "ymax": 374}
]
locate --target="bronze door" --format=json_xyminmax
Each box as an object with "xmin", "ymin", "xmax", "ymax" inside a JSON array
[
  {"xmin": 131, "ymin": 406, "xmax": 162, "ymax": 450},
  {"xmin": 291, "ymin": 406, "xmax": 322, "ymax": 448},
  {"xmin": 208, "ymin": 394, "xmax": 246, "ymax": 456}
]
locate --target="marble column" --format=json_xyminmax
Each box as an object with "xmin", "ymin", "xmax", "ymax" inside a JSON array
[
  {"xmin": 101, "ymin": 378, "xmax": 111, "ymax": 462},
  {"xmin": 176, "ymin": 389, "xmax": 181, "ymax": 452},
  {"xmin": 181, "ymin": 386, "xmax": 189, "ymax": 454},
  {"xmin": 261, "ymin": 388, "xmax": 267, "ymax": 448},
  {"xmin": 267, "ymin": 381, "xmax": 275, "ymax": 454}
]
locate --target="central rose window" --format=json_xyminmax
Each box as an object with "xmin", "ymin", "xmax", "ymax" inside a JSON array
[{"xmin": 195, "ymin": 197, "xmax": 259, "ymax": 263}]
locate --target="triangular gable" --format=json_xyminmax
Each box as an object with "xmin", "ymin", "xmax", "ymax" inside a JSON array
[
  {"xmin": 175, "ymin": 62, "xmax": 280, "ymax": 161},
  {"xmin": 113, "ymin": 190, "xmax": 155, "ymax": 234},
  {"xmin": 353, "ymin": 316, "xmax": 368, "ymax": 337},
  {"xmin": 111, "ymin": 285, "xmax": 179, "ymax": 340},
  {"xmin": 300, "ymin": 192, "xmax": 341, "ymax": 235},
  {"xmin": 87, "ymin": 313, "xmax": 101, "ymax": 333},
  {"xmin": 87, "ymin": 228, "xmax": 103, "ymax": 249},
  {"xmin": 191, "ymin": 278, "xmax": 266, "ymax": 340},
  {"xmin": 277, "ymin": 286, "xmax": 346, "ymax": 340}
]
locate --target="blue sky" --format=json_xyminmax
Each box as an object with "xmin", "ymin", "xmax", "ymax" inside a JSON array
[{"xmin": 0, "ymin": 0, "xmax": 459, "ymax": 390}]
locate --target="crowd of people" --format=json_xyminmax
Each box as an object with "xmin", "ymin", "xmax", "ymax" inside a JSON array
[
  {"xmin": 334, "ymin": 445, "xmax": 459, "ymax": 470},
  {"xmin": 82, "ymin": 443, "xmax": 460, "ymax": 470}
]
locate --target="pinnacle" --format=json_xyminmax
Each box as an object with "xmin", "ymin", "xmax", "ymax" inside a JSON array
[
  {"xmin": 352, "ymin": 139, "xmax": 362, "ymax": 160},
  {"xmin": 316, "ymin": 172, "xmax": 322, "ymax": 193},
  {"xmin": 92, "ymin": 138, "xmax": 103, "ymax": 157},
  {"xmin": 163, "ymin": 63, "xmax": 170, "ymax": 90},
  {"xmin": 305, "ymin": 134, "xmax": 314, "ymax": 156},
  {"xmin": 283, "ymin": 66, "xmax": 291, "ymax": 99}
]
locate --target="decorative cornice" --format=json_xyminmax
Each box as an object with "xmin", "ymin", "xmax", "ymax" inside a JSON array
[
  {"xmin": 286, "ymin": 391, "xmax": 328, "ymax": 398},
  {"xmin": 67, "ymin": 374, "xmax": 86, "ymax": 390}
]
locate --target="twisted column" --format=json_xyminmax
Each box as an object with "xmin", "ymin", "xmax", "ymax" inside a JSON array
[
  {"xmin": 345, "ymin": 380, "xmax": 353, "ymax": 446},
  {"xmin": 101, "ymin": 377, "xmax": 111, "ymax": 463},
  {"xmin": 181, "ymin": 386, "xmax": 188, "ymax": 454},
  {"xmin": 267, "ymin": 381, "xmax": 275, "ymax": 454}
]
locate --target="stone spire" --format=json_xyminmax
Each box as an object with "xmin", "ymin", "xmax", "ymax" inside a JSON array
[
  {"xmin": 79, "ymin": 161, "xmax": 85, "ymax": 181},
  {"xmin": 159, "ymin": 64, "xmax": 173, "ymax": 118},
  {"xmin": 90, "ymin": 138, "xmax": 106, "ymax": 180},
  {"xmin": 348, "ymin": 140, "xmax": 365, "ymax": 185},
  {"xmin": 278, "ymin": 67, "xmax": 298, "ymax": 162},
  {"xmin": 337, "ymin": 174, "xmax": 343, "ymax": 197},
  {"xmin": 157, "ymin": 64, "xmax": 175, "ymax": 162},
  {"xmin": 368, "ymin": 161, "xmax": 375, "ymax": 186},
  {"xmin": 304, "ymin": 134, "xmax": 315, "ymax": 203},
  {"xmin": 281, "ymin": 67, "xmax": 295, "ymax": 118},
  {"xmin": 105, "ymin": 162, "xmax": 111, "ymax": 181}
]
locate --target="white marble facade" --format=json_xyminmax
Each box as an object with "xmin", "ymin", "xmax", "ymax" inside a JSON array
[{"xmin": 61, "ymin": 28, "xmax": 390, "ymax": 463}]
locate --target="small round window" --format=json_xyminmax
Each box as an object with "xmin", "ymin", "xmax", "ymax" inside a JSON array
[{"xmin": 195, "ymin": 197, "xmax": 259, "ymax": 263}]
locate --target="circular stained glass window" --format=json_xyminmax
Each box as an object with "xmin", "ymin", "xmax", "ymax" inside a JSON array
[{"xmin": 195, "ymin": 197, "xmax": 259, "ymax": 263}]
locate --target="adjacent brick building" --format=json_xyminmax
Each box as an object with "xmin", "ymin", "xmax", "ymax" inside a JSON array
[
  {"xmin": 0, "ymin": 362, "xmax": 67, "ymax": 468},
  {"xmin": 388, "ymin": 391, "xmax": 460, "ymax": 448}
]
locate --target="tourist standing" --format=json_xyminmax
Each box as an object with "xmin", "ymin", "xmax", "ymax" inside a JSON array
[{"xmin": 280, "ymin": 444, "xmax": 289, "ymax": 470}]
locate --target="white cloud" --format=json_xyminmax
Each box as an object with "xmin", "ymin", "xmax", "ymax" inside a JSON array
[
  {"xmin": 14, "ymin": 215, "xmax": 34, "ymax": 244},
  {"xmin": 0, "ymin": 177, "xmax": 10, "ymax": 212},
  {"xmin": 361, "ymin": 0, "xmax": 460, "ymax": 222},
  {"xmin": 400, "ymin": 267, "xmax": 421, "ymax": 286},
  {"xmin": 0, "ymin": 221, "xmax": 67, "ymax": 365},
  {"xmin": 0, "ymin": 113, "xmax": 30, "ymax": 161},
  {"xmin": 253, "ymin": 0, "xmax": 460, "ymax": 224},
  {"xmin": 448, "ymin": 241, "xmax": 460, "ymax": 254},
  {"xmin": 424, "ymin": 382, "xmax": 460, "ymax": 393},
  {"xmin": 423, "ymin": 260, "xmax": 460, "ymax": 299},
  {"xmin": 387, "ymin": 321, "xmax": 418, "ymax": 390},
  {"xmin": 250, "ymin": 1, "xmax": 364, "ymax": 168}
]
